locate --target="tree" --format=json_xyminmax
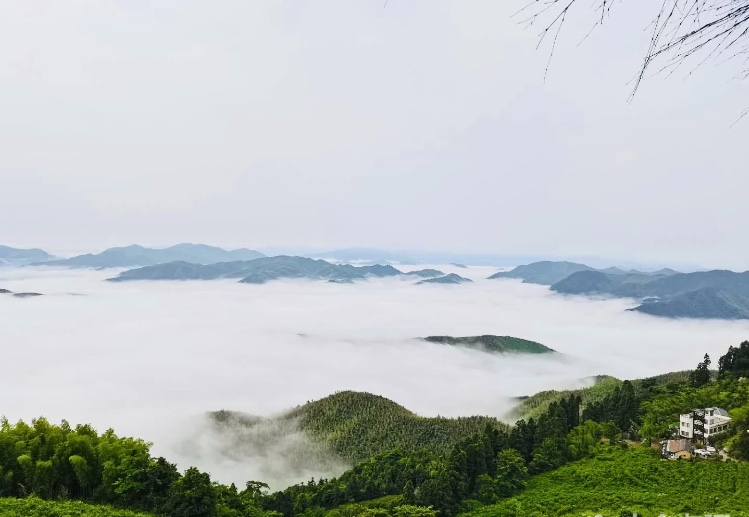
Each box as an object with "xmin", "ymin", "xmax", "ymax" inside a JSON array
[
  {"xmin": 524, "ymin": 0, "xmax": 749, "ymax": 109},
  {"xmin": 164, "ymin": 467, "xmax": 218, "ymax": 517},
  {"xmin": 690, "ymin": 353, "xmax": 712, "ymax": 387},
  {"xmin": 719, "ymin": 341, "xmax": 749, "ymax": 378},
  {"xmin": 494, "ymin": 449, "xmax": 528, "ymax": 498}
]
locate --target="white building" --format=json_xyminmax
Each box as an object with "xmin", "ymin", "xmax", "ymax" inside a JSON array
[{"xmin": 679, "ymin": 407, "xmax": 732, "ymax": 440}]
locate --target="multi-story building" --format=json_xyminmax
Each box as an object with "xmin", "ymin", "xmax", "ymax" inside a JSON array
[{"xmin": 679, "ymin": 407, "xmax": 732, "ymax": 440}]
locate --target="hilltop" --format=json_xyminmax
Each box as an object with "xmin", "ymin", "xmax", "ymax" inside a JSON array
[
  {"xmin": 488, "ymin": 261, "xmax": 594, "ymax": 285},
  {"xmin": 630, "ymin": 287, "xmax": 749, "ymax": 319},
  {"xmin": 423, "ymin": 335, "xmax": 555, "ymax": 355},
  {"xmin": 493, "ymin": 260, "xmax": 749, "ymax": 320},
  {"xmin": 108, "ymin": 256, "xmax": 446, "ymax": 284},
  {"xmin": 37, "ymin": 243, "xmax": 265, "ymax": 269},
  {"xmin": 210, "ymin": 391, "xmax": 509, "ymax": 465},
  {"xmin": 417, "ymin": 273, "xmax": 473, "ymax": 285},
  {"xmin": 0, "ymin": 245, "xmax": 54, "ymax": 266}
]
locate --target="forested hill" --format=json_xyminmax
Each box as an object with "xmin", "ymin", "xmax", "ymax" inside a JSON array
[
  {"xmin": 5, "ymin": 344, "xmax": 749, "ymax": 517},
  {"xmin": 211, "ymin": 391, "xmax": 510, "ymax": 465},
  {"xmin": 423, "ymin": 335, "xmax": 555, "ymax": 354},
  {"xmin": 108, "ymin": 256, "xmax": 447, "ymax": 284},
  {"xmin": 508, "ymin": 371, "xmax": 696, "ymax": 421}
]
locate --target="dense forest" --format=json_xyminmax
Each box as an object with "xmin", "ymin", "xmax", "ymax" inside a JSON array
[{"xmin": 2, "ymin": 342, "xmax": 749, "ymax": 516}]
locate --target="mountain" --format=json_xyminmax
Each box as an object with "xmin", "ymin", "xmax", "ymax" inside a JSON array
[
  {"xmin": 550, "ymin": 270, "xmax": 659, "ymax": 296},
  {"xmin": 552, "ymin": 269, "xmax": 749, "ymax": 299},
  {"xmin": 404, "ymin": 269, "xmax": 445, "ymax": 278},
  {"xmin": 417, "ymin": 273, "xmax": 472, "ymax": 285},
  {"xmin": 489, "ymin": 261, "xmax": 595, "ymax": 285},
  {"xmin": 630, "ymin": 287, "xmax": 749, "ymax": 319},
  {"xmin": 211, "ymin": 391, "xmax": 509, "ymax": 465},
  {"xmin": 450, "ymin": 263, "xmax": 468, "ymax": 269},
  {"xmin": 37, "ymin": 244, "xmax": 265, "ymax": 269},
  {"xmin": 423, "ymin": 335, "xmax": 555, "ymax": 354},
  {"xmin": 308, "ymin": 248, "xmax": 419, "ymax": 265},
  {"xmin": 0, "ymin": 245, "xmax": 54, "ymax": 266},
  {"xmin": 108, "ymin": 256, "xmax": 407, "ymax": 284}
]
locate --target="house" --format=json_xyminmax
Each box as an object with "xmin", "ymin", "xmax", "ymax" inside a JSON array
[
  {"xmin": 662, "ymin": 438, "xmax": 693, "ymax": 460},
  {"xmin": 679, "ymin": 407, "xmax": 732, "ymax": 440}
]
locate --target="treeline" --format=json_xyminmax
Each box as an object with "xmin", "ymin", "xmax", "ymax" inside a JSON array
[
  {"xmin": 0, "ymin": 417, "xmax": 278, "ymax": 517},
  {"xmin": 3, "ymin": 342, "xmax": 749, "ymax": 517},
  {"xmin": 260, "ymin": 396, "xmax": 624, "ymax": 517}
]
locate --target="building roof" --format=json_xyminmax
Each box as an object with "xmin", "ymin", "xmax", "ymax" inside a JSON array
[
  {"xmin": 666, "ymin": 439, "xmax": 692, "ymax": 453},
  {"xmin": 713, "ymin": 407, "xmax": 729, "ymax": 416}
]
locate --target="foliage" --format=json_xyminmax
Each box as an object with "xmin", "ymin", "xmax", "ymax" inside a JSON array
[
  {"xmin": 282, "ymin": 391, "xmax": 510, "ymax": 464},
  {"xmin": 507, "ymin": 376, "xmax": 620, "ymax": 422},
  {"xmin": 689, "ymin": 353, "xmax": 712, "ymax": 387},
  {"xmin": 0, "ymin": 496, "xmax": 155, "ymax": 516},
  {"xmin": 459, "ymin": 447, "xmax": 749, "ymax": 517},
  {"xmin": 719, "ymin": 341, "xmax": 749, "ymax": 379},
  {"xmin": 0, "ymin": 417, "xmax": 273, "ymax": 517}
]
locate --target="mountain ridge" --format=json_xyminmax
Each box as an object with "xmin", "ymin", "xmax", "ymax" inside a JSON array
[{"xmin": 36, "ymin": 243, "xmax": 265, "ymax": 269}]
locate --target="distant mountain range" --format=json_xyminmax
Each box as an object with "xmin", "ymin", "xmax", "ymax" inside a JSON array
[
  {"xmin": 491, "ymin": 260, "xmax": 749, "ymax": 320},
  {"xmin": 36, "ymin": 244, "xmax": 265, "ymax": 269},
  {"xmin": 307, "ymin": 248, "xmax": 419, "ymax": 265},
  {"xmin": 0, "ymin": 245, "xmax": 54, "ymax": 266},
  {"xmin": 422, "ymin": 335, "xmax": 555, "ymax": 354},
  {"xmin": 108, "ymin": 256, "xmax": 453, "ymax": 285}
]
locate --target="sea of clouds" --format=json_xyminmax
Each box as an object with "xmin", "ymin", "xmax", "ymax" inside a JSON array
[{"xmin": 2, "ymin": 264, "xmax": 749, "ymax": 488}]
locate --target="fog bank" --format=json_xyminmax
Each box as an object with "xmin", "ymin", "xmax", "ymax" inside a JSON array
[{"xmin": 2, "ymin": 265, "xmax": 748, "ymax": 488}]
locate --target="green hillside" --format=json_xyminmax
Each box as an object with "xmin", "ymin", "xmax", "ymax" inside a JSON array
[
  {"xmin": 283, "ymin": 391, "xmax": 510, "ymax": 464},
  {"xmin": 508, "ymin": 376, "xmax": 621, "ymax": 421},
  {"xmin": 423, "ymin": 335, "xmax": 555, "ymax": 354},
  {"xmin": 508, "ymin": 371, "xmax": 696, "ymax": 421},
  {"xmin": 459, "ymin": 447, "xmax": 749, "ymax": 517},
  {"xmin": 0, "ymin": 497, "xmax": 155, "ymax": 517}
]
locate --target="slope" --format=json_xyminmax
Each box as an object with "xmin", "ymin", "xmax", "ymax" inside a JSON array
[
  {"xmin": 631, "ymin": 287, "xmax": 749, "ymax": 319},
  {"xmin": 212, "ymin": 391, "xmax": 510, "ymax": 465},
  {"xmin": 459, "ymin": 446, "xmax": 749, "ymax": 517},
  {"xmin": 0, "ymin": 498, "xmax": 155, "ymax": 517}
]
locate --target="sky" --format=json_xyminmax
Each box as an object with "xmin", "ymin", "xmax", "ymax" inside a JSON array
[
  {"xmin": 3, "ymin": 266, "xmax": 749, "ymax": 488},
  {"xmin": 0, "ymin": 1, "xmax": 746, "ymax": 268}
]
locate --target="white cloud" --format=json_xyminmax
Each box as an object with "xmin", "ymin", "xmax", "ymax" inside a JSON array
[{"xmin": 2, "ymin": 267, "xmax": 748, "ymax": 488}]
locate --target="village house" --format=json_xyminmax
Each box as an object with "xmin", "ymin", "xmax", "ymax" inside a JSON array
[
  {"xmin": 661, "ymin": 438, "xmax": 693, "ymax": 460},
  {"xmin": 679, "ymin": 407, "xmax": 732, "ymax": 440}
]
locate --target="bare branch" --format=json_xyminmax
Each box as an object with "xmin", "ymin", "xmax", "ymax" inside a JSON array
[{"xmin": 524, "ymin": 0, "xmax": 749, "ymax": 97}]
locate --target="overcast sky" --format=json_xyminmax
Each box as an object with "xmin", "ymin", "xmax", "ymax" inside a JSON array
[{"xmin": 1, "ymin": 1, "xmax": 746, "ymax": 268}]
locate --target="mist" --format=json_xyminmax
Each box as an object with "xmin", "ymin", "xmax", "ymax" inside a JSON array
[{"xmin": 2, "ymin": 265, "xmax": 748, "ymax": 489}]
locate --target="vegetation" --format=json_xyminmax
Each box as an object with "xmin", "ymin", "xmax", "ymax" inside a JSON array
[
  {"xmin": 0, "ymin": 417, "xmax": 274, "ymax": 517},
  {"xmin": 508, "ymin": 375, "xmax": 620, "ymax": 421},
  {"xmin": 4, "ymin": 343, "xmax": 749, "ymax": 517},
  {"xmin": 719, "ymin": 341, "xmax": 749, "ymax": 378},
  {"xmin": 282, "ymin": 391, "xmax": 510, "ymax": 464},
  {"xmin": 0, "ymin": 497, "xmax": 155, "ymax": 516},
  {"xmin": 460, "ymin": 447, "xmax": 749, "ymax": 517},
  {"xmin": 422, "ymin": 336, "xmax": 554, "ymax": 355}
]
